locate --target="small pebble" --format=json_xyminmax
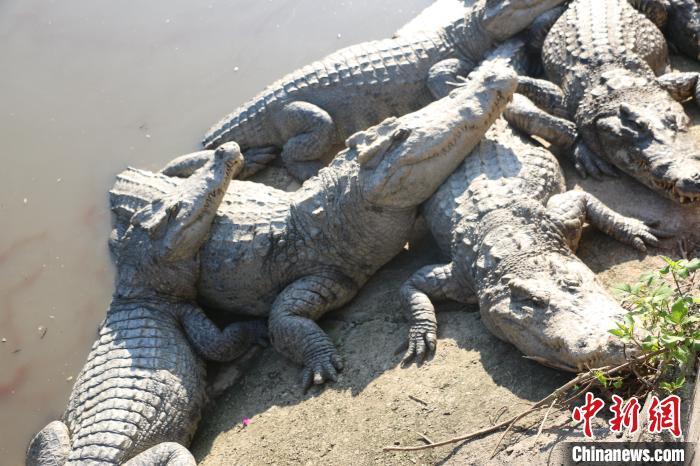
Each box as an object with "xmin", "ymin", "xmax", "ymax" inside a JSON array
[
  {"xmin": 38, "ymin": 326, "xmax": 47, "ymax": 339},
  {"xmin": 1, "ymin": 338, "xmax": 6, "ymax": 343},
  {"xmin": 145, "ymin": 134, "xmax": 151, "ymax": 139},
  {"xmin": 23, "ymin": 198, "xmax": 28, "ymax": 204},
  {"xmin": 66, "ymin": 376, "xmax": 73, "ymax": 382},
  {"xmin": 337, "ymin": 33, "xmax": 342, "ymax": 39},
  {"xmin": 234, "ymin": 66, "xmax": 239, "ymax": 72}
]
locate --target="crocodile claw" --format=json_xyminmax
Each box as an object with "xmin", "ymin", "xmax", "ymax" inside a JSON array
[
  {"xmin": 401, "ymin": 321, "xmax": 437, "ymax": 366},
  {"xmin": 574, "ymin": 142, "xmax": 618, "ymax": 180},
  {"xmin": 301, "ymin": 351, "xmax": 343, "ymax": 392}
]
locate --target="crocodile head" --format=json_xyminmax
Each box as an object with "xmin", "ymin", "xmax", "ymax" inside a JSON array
[
  {"xmin": 476, "ymin": 204, "xmax": 630, "ymax": 371},
  {"xmin": 111, "ymin": 143, "xmax": 242, "ymax": 298},
  {"xmin": 481, "ymin": 0, "xmax": 566, "ymax": 41},
  {"xmin": 592, "ymin": 91, "xmax": 700, "ymax": 205},
  {"xmin": 348, "ymin": 63, "xmax": 517, "ymax": 209}
]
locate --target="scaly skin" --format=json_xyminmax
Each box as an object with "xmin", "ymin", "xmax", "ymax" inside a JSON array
[
  {"xmin": 112, "ymin": 63, "xmax": 518, "ymax": 390},
  {"xmin": 401, "ymin": 117, "xmax": 662, "ymax": 371},
  {"xmin": 27, "ymin": 145, "xmax": 266, "ymax": 465},
  {"xmin": 509, "ymin": 0, "xmax": 700, "ymax": 204},
  {"xmin": 666, "ymin": 0, "xmax": 700, "ymax": 60},
  {"xmin": 203, "ymin": 0, "xmax": 564, "ymax": 180}
]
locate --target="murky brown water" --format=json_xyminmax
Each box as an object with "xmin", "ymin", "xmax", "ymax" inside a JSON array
[{"xmin": 0, "ymin": 1, "xmax": 432, "ymax": 463}]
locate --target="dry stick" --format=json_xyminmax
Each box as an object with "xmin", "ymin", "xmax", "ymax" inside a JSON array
[
  {"xmin": 533, "ymin": 399, "xmax": 556, "ymax": 447},
  {"xmin": 415, "ymin": 431, "xmax": 434, "ymax": 445},
  {"xmin": 383, "ymin": 349, "xmax": 666, "ymax": 453}
]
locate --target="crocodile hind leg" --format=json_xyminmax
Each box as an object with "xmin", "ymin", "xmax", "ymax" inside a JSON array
[
  {"xmin": 271, "ymin": 101, "xmax": 336, "ymax": 181},
  {"xmin": 400, "ymin": 263, "xmax": 477, "ymax": 365},
  {"xmin": 181, "ymin": 307, "xmax": 268, "ymax": 361},
  {"xmin": 26, "ymin": 420, "xmax": 70, "ymax": 466},
  {"xmin": 426, "ymin": 58, "xmax": 475, "ymax": 99},
  {"xmin": 546, "ymin": 190, "xmax": 665, "ymax": 252},
  {"xmin": 268, "ymin": 272, "xmax": 357, "ymax": 390},
  {"xmin": 122, "ymin": 442, "xmax": 195, "ymax": 466}
]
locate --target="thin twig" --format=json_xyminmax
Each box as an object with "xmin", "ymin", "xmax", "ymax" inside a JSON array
[
  {"xmin": 533, "ymin": 399, "xmax": 556, "ymax": 447},
  {"xmin": 415, "ymin": 431, "xmax": 433, "ymax": 445},
  {"xmin": 408, "ymin": 394, "xmax": 429, "ymax": 406},
  {"xmin": 383, "ymin": 349, "xmax": 666, "ymax": 453}
]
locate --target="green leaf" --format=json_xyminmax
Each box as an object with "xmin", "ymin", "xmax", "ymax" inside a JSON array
[
  {"xmin": 609, "ymin": 328, "xmax": 626, "ymax": 337},
  {"xmin": 639, "ymin": 272, "xmax": 656, "ymax": 285},
  {"xmin": 660, "ymin": 381, "xmax": 675, "ymax": 393},
  {"xmin": 661, "ymin": 256, "xmax": 676, "ymax": 266},
  {"xmin": 678, "ymin": 268, "xmax": 690, "ymax": 279},
  {"xmin": 686, "ymin": 258, "xmax": 700, "ymax": 271},
  {"xmin": 673, "ymin": 346, "xmax": 690, "ymax": 364},
  {"xmin": 661, "ymin": 334, "xmax": 685, "ymax": 346},
  {"xmin": 670, "ymin": 299, "xmax": 689, "ymax": 324},
  {"xmin": 614, "ymin": 283, "xmax": 632, "ymax": 293}
]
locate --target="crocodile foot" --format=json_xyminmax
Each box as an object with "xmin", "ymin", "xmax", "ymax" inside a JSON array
[
  {"xmin": 402, "ymin": 320, "xmax": 437, "ymax": 366},
  {"xmin": 301, "ymin": 348, "xmax": 344, "ymax": 392},
  {"xmin": 573, "ymin": 142, "xmax": 618, "ymax": 180}
]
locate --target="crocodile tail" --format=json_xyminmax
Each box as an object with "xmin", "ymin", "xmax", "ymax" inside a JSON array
[
  {"xmin": 202, "ymin": 92, "xmax": 274, "ymax": 150},
  {"xmin": 26, "ymin": 421, "xmax": 70, "ymax": 466},
  {"xmin": 60, "ymin": 305, "xmax": 205, "ymax": 464}
]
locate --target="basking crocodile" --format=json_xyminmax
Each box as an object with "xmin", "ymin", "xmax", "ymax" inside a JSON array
[
  {"xmin": 508, "ymin": 0, "xmax": 700, "ymax": 204},
  {"xmin": 202, "ymin": 0, "xmax": 564, "ymax": 180},
  {"xmin": 110, "ymin": 63, "xmax": 517, "ymax": 389},
  {"xmin": 668, "ymin": 0, "xmax": 700, "ymax": 60},
  {"xmin": 401, "ymin": 117, "xmax": 662, "ymax": 370},
  {"xmin": 27, "ymin": 145, "xmax": 267, "ymax": 465}
]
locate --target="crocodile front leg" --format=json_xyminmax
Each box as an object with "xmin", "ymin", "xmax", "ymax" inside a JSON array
[
  {"xmin": 546, "ymin": 190, "xmax": 663, "ymax": 252},
  {"xmin": 504, "ymin": 94, "xmax": 578, "ymax": 148},
  {"xmin": 400, "ymin": 263, "xmax": 476, "ymax": 365},
  {"xmin": 515, "ymin": 76, "xmax": 569, "ymax": 118},
  {"xmin": 271, "ymin": 101, "xmax": 337, "ymax": 181},
  {"xmin": 268, "ymin": 272, "xmax": 357, "ymax": 390},
  {"xmin": 657, "ymin": 71, "xmax": 700, "ymax": 105},
  {"xmin": 426, "ymin": 58, "xmax": 475, "ymax": 99},
  {"xmin": 123, "ymin": 442, "xmax": 195, "ymax": 466},
  {"xmin": 180, "ymin": 306, "xmax": 267, "ymax": 362}
]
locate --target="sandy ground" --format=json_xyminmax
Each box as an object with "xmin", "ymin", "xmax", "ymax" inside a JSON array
[{"xmin": 191, "ymin": 29, "xmax": 700, "ymax": 466}]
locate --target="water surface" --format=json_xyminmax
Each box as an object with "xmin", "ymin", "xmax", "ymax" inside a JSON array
[{"xmin": 0, "ymin": 1, "xmax": 431, "ymax": 463}]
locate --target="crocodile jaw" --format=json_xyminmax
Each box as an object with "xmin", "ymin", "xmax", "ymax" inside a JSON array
[
  {"xmin": 481, "ymin": 0, "xmax": 567, "ymax": 41},
  {"xmin": 355, "ymin": 63, "xmax": 517, "ymax": 209},
  {"xmin": 592, "ymin": 92, "xmax": 700, "ymax": 205},
  {"xmin": 476, "ymin": 228, "xmax": 630, "ymax": 372}
]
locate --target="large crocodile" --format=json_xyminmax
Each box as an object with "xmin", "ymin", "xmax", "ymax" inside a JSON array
[
  {"xmin": 110, "ymin": 63, "xmax": 517, "ymax": 390},
  {"xmin": 508, "ymin": 0, "xmax": 700, "ymax": 204},
  {"xmin": 202, "ymin": 0, "xmax": 564, "ymax": 180},
  {"xmin": 26, "ymin": 145, "xmax": 267, "ymax": 465},
  {"xmin": 666, "ymin": 0, "xmax": 700, "ymax": 60},
  {"xmin": 400, "ymin": 117, "xmax": 662, "ymax": 370}
]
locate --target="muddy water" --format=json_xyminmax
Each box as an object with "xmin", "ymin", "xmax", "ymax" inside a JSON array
[{"xmin": 0, "ymin": 1, "xmax": 432, "ymax": 463}]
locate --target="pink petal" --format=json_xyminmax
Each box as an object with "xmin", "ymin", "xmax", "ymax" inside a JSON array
[{"xmin": 242, "ymin": 417, "xmax": 251, "ymax": 426}]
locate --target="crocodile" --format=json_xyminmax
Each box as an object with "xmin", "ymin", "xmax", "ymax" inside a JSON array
[
  {"xmin": 202, "ymin": 0, "xmax": 564, "ymax": 181},
  {"xmin": 109, "ymin": 63, "xmax": 517, "ymax": 390},
  {"xmin": 400, "ymin": 117, "xmax": 662, "ymax": 370},
  {"xmin": 506, "ymin": 0, "xmax": 700, "ymax": 204},
  {"xmin": 26, "ymin": 145, "xmax": 267, "ymax": 465},
  {"xmin": 666, "ymin": 0, "xmax": 700, "ymax": 60}
]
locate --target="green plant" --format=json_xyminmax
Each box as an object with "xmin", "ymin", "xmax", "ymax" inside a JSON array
[{"xmin": 608, "ymin": 257, "xmax": 700, "ymax": 394}]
